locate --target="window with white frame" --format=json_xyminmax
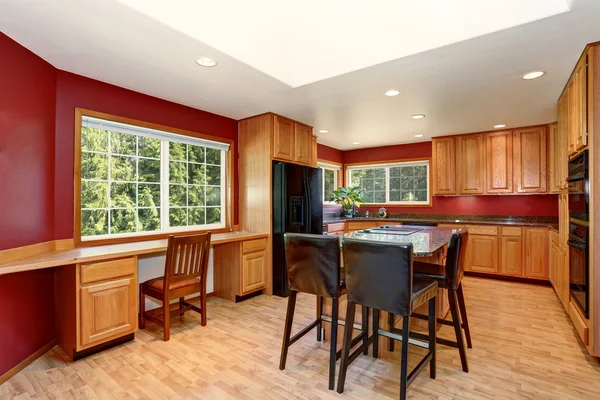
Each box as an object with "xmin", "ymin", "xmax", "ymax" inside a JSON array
[
  {"xmin": 318, "ymin": 162, "xmax": 340, "ymax": 203},
  {"xmin": 348, "ymin": 160, "xmax": 430, "ymax": 205},
  {"xmin": 79, "ymin": 116, "xmax": 228, "ymax": 240}
]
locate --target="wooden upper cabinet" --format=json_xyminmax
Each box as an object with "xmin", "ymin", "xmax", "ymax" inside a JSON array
[
  {"xmin": 457, "ymin": 134, "xmax": 485, "ymax": 194},
  {"xmin": 310, "ymin": 134, "xmax": 318, "ymax": 167},
  {"xmin": 485, "ymin": 130, "xmax": 513, "ymax": 193},
  {"xmin": 567, "ymin": 77, "xmax": 578, "ymax": 156},
  {"xmin": 548, "ymin": 123, "xmax": 560, "ymax": 193},
  {"xmin": 574, "ymin": 56, "xmax": 588, "ymax": 152},
  {"xmin": 524, "ymin": 227, "xmax": 549, "ymax": 279},
  {"xmin": 432, "ymin": 137, "xmax": 456, "ymax": 195},
  {"xmin": 513, "ymin": 126, "xmax": 547, "ymax": 193},
  {"xmin": 273, "ymin": 115, "xmax": 295, "ymax": 161},
  {"xmin": 294, "ymin": 123, "xmax": 312, "ymax": 165}
]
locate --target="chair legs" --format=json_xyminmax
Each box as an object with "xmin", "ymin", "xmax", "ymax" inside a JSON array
[
  {"xmin": 456, "ymin": 283, "xmax": 472, "ymax": 348},
  {"xmin": 328, "ymin": 298, "xmax": 339, "ymax": 390},
  {"xmin": 448, "ymin": 288, "xmax": 468, "ymax": 372},
  {"xmin": 163, "ymin": 296, "xmax": 171, "ymax": 341},
  {"xmin": 428, "ymin": 297, "xmax": 437, "ymax": 379},
  {"xmin": 372, "ymin": 309, "xmax": 379, "ymax": 359},
  {"xmin": 336, "ymin": 301, "xmax": 356, "ymax": 394},
  {"xmin": 362, "ymin": 305, "xmax": 369, "ymax": 355},
  {"xmin": 388, "ymin": 313, "xmax": 395, "ymax": 352},
  {"xmin": 399, "ymin": 315, "xmax": 410, "ymax": 400},
  {"xmin": 279, "ymin": 291, "xmax": 297, "ymax": 370},
  {"xmin": 317, "ymin": 296, "xmax": 323, "ymax": 341}
]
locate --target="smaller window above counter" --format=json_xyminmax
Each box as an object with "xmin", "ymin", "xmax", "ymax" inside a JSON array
[
  {"xmin": 432, "ymin": 124, "xmax": 549, "ymax": 196},
  {"xmin": 345, "ymin": 158, "xmax": 431, "ymax": 206}
]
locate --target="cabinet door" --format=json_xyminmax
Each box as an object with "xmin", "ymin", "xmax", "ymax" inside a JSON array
[
  {"xmin": 514, "ymin": 126, "xmax": 547, "ymax": 193},
  {"xmin": 310, "ymin": 134, "xmax": 318, "ymax": 167},
  {"xmin": 485, "ymin": 130, "xmax": 513, "ymax": 193},
  {"xmin": 467, "ymin": 235, "xmax": 498, "ymax": 273},
  {"xmin": 575, "ymin": 57, "xmax": 588, "ymax": 151},
  {"xmin": 273, "ymin": 115, "xmax": 295, "ymax": 161},
  {"xmin": 457, "ymin": 134, "xmax": 485, "ymax": 194},
  {"xmin": 294, "ymin": 123, "xmax": 312, "ymax": 164},
  {"xmin": 524, "ymin": 228, "xmax": 549, "ymax": 279},
  {"xmin": 432, "ymin": 137, "xmax": 456, "ymax": 195},
  {"xmin": 567, "ymin": 78, "xmax": 578, "ymax": 156},
  {"xmin": 548, "ymin": 123, "xmax": 559, "ymax": 193},
  {"xmin": 557, "ymin": 96, "xmax": 569, "ymax": 190},
  {"xmin": 80, "ymin": 277, "xmax": 137, "ymax": 347},
  {"xmin": 241, "ymin": 251, "xmax": 266, "ymax": 295},
  {"xmin": 500, "ymin": 236, "xmax": 523, "ymax": 276}
]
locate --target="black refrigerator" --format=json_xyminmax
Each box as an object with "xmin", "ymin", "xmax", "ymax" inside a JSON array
[{"xmin": 272, "ymin": 162, "xmax": 323, "ymax": 297}]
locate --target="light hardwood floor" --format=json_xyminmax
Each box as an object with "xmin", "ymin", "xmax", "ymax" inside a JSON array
[{"xmin": 2, "ymin": 277, "xmax": 600, "ymax": 399}]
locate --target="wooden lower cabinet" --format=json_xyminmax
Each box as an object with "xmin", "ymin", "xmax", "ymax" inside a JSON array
[
  {"xmin": 214, "ymin": 238, "xmax": 267, "ymax": 302},
  {"xmin": 463, "ymin": 225, "xmax": 549, "ymax": 280},
  {"xmin": 56, "ymin": 256, "xmax": 138, "ymax": 359},
  {"xmin": 524, "ymin": 227, "xmax": 549, "ymax": 279},
  {"xmin": 500, "ymin": 236, "xmax": 523, "ymax": 276},
  {"xmin": 467, "ymin": 235, "xmax": 498, "ymax": 273},
  {"xmin": 80, "ymin": 276, "xmax": 137, "ymax": 347},
  {"xmin": 241, "ymin": 251, "xmax": 267, "ymax": 295}
]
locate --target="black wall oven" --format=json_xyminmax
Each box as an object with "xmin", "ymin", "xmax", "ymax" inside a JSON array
[
  {"xmin": 567, "ymin": 150, "xmax": 589, "ymax": 221},
  {"xmin": 568, "ymin": 220, "xmax": 589, "ymax": 318}
]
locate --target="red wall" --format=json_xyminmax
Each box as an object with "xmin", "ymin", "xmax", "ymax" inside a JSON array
[
  {"xmin": 0, "ymin": 33, "xmax": 57, "ymax": 377},
  {"xmin": 0, "ymin": 33, "xmax": 56, "ymax": 250},
  {"xmin": 54, "ymin": 71, "xmax": 239, "ymax": 239},
  {"xmin": 317, "ymin": 143, "xmax": 343, "ymax": 164},
  {"xmin": 318, "ymin": 140, "xmax": 558, "ymax": 217}
]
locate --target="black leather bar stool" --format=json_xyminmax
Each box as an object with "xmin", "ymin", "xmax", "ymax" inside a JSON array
[
  {"xmin": 338, "ymin": 239, "xmax": 438, "ymax": 400},
  {"xmin": 279, "ymin": 233, "xmax": 369, "ymax": 391},
  {"xmin": 409, "ymin": 228, "xmax": 472, "ymax": 372}
]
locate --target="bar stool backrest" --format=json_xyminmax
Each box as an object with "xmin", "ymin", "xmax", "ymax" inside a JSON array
[
  {"xmin": 284, "ymin": 233, "xmax": 342, "ymax": 298},
  {"xmin": 445, "ymin": 229, "xmax": 469, "ymax": 290},
  {"xmin": 342, "ymin": 238, "xmax": 414, "ymax": 316}
]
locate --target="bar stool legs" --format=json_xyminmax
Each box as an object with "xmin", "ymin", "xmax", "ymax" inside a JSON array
[
  {"xmin": 456, "ymin": 283, "xmax": 472, "ymax": 348},
  {"xmin": 279, "ymin": 291, "xmax": 297, "ymax": 371},
  {"xmin": 337, "ymin": 298, "xmax": 437, "ymax": 400},
  {"xmin": 448, "ymin": 289, "xmax": 469, "ymax": 372}
]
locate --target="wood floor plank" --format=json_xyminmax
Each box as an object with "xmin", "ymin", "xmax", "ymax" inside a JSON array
[{"xmin": 2, "ymin": 277, "xmax": 600, "ymax": 399}]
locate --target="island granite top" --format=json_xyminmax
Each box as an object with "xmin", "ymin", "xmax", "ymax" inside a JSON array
[{"xmin": 342, "ymin": 225, "xmax": 454, "ymax": 257}]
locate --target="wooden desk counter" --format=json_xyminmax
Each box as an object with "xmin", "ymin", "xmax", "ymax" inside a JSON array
[
  {"xmin": 0, "ymin": 231, "xmax": 268, "ymax": 275},
  {"xmin": 0, "ymin": 231, "xmax": 269, "ymax": 361}
]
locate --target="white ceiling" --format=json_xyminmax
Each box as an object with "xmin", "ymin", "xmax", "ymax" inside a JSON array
[{"xmin": 1, "ymin": 0, "xmax": 599, "ymax": 150}]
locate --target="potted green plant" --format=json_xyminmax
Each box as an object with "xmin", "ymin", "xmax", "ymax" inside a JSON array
[{"xmin": 330, "ymin": 186, "xmax": 365, "ymax": 218}]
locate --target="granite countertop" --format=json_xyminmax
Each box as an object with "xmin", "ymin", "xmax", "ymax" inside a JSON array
[
  {"xmin": 324, "ymin": 213, "xmax": 558, "ymax": 230},
  {"xmin": 342, "ymin": 225, "xmax": 454, "ymax": 257}
]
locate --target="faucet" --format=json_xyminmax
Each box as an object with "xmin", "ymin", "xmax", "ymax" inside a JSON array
[{"xmin": 365, "ymin": 211, "xmax": 369, "ymax": 218}]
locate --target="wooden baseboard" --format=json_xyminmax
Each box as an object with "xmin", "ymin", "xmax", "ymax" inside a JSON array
[
  {"xmin": 0, "ymin": 339, "xmax": 57, "ymax": 385},
  {"xmin": 0, "ymin": 239, "xmax": 75, "ymax": 264},
  {"xmin": 464, "ymin": 271, "xmax": 551, "ymax": 286}
]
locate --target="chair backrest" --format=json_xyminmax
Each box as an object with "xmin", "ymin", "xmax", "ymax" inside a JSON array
[
  {"xmin": 445, "ymin": 229, "xmax": 469, "ymax": 289},
  {"xmin": 164, "ymin": 232, "xmax": 211, "ymax": 288},
  {"xmin": 342, "ymin": 238, "xmax": 414, "ymax": 316},
  {"xmin": 284, "ymin": 233, "xmax": 341, "ymax": 298}
]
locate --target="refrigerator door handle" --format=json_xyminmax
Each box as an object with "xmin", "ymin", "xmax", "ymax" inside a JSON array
[{"xmin": 303, "ymin": 169, "xmax": 311, "ymax": 234}]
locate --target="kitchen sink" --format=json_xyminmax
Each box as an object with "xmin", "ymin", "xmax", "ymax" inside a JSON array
[{"xmin": 364, "ymin": 225, "xmax": 423, "ymax": 235}]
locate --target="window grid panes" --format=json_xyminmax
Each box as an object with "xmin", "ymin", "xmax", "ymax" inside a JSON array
[
  {"xmin": 80, "ymin": 124, "xmax": 226, "ymax": 240},
  {"xmin": 348, "ymin": 161, "xmax": 429, "ymax": 204},
  {"xmin": 319, "ymin": 166, "xmax": 338, "ymax": 203}
]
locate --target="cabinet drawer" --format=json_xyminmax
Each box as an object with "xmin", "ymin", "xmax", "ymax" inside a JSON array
[
  {"xmin": 242, "ymin": 238, "xmax": 267, "ymax": 254},
  {"xmin": 569, "ymin": 302, "xmax": 589, "ymax": 346},
  {"xmin": 467, "ymin": 225, "xmax": 498, "ymax": 236},
  {"xmin": 327, "ymin": 222, "xmax": 346, "ymax": 233},
  {"xmin": 80, "ymin": 257, "xmax": 137, "ymax": 285},
  {"xmin": 501, "ymin": 227, "xmax": 522, "ymax": 237},
  {"xmin": 347, "ymin": 221, "xmax": 379, "ymax": 231}
]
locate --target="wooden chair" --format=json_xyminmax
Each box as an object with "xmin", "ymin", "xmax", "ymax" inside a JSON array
[{"xmin": 140, "ymin": 232, "xmax": 211, "ymax": 341}]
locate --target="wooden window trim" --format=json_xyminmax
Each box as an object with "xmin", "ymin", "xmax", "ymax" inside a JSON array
[
  {"xmin": 73, "ymin": 108, "xmax": 234, "ymax": 247},
  {"xmin": 317, "ymin": 159, "xmax": 343, "ymax": 205},
  {"xmin": 344, "ymin": 157, "xmax": 433, "ymax": 208}
]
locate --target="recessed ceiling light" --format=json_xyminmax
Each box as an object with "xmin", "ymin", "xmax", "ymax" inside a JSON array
[
  {"xmin": 318, "ymin": 129, "xmax": 329, "ymax": 133},
  {"xmin": 411, "ymin": 114, "xmax": 426, "ymax": 120},
  {"xmin": 384, "ymin": 89, "xmax": 401, "ymax": 97},
  {"xmin": 522, "ymin": 71, "xmax": 545, "ymax": 80},
  {"xmin": 196, "ymin": 57, "xmax": 217, "ymax": 67},
  {"xmin": 494, "ymin": 124, "xmax": 507, "ymax": 129},
  {"xmin": 352, "ymin": 142, "xmax": 360, "ymax": 145},
  {"xmin": 414, "ymin": 134, "xmax": 424, "ymax": 138}
]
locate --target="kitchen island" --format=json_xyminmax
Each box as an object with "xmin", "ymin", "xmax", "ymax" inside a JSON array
[{"xmin": 322, "ymin": 225, "xmax": 455, "ymax": 357}]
